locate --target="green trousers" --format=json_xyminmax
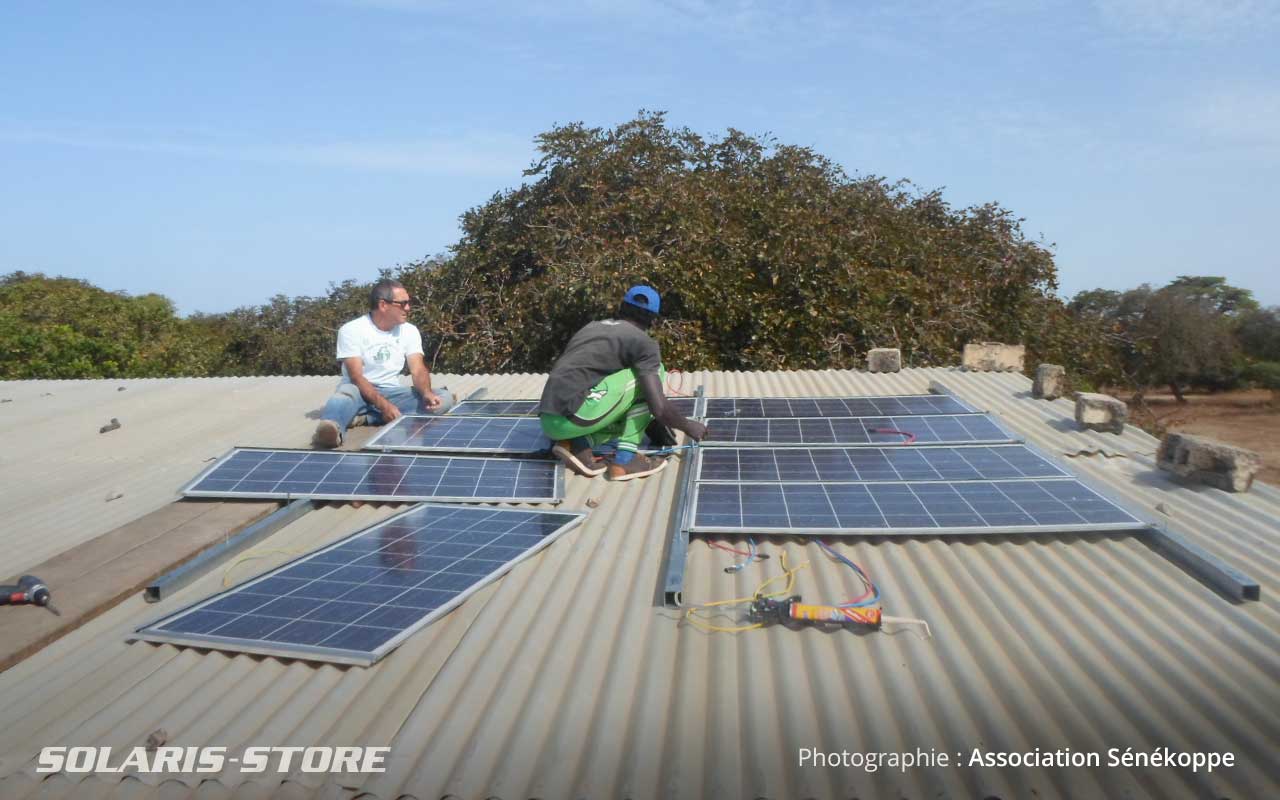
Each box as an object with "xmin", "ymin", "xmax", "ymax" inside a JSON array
[{"xmin": 540, "ymin": 365, "xmax": 665, "ymax": 454}]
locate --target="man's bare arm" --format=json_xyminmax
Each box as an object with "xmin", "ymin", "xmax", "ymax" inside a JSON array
[
  {"xmin": 406, "ymin": 353, "xmax": 442, "ymax": 411},
  {"xmin": 343, "ymin": 357, "xmax": 402, "ymax": 422},
  {"xmin": 636, "ymin": 373, "xmax": 707, "ymax": 440}
]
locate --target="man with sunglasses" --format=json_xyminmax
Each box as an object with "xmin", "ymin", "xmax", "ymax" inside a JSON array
[{"xmin": 314, "ymin": 279, "xmax": 453, "ymax": 447}]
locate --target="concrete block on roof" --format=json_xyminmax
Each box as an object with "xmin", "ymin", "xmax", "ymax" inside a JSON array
[
  {"xmin": 1157, "ymin": 432, "xmax": 1261, "ymax": 493},
  {"xmin": 962, "ymin": 342, "xmax": 1025, "ymax": 372},
  {"xmin": 866, "ymin": 348, "xmax": 901, "ymax": 373},
  {"xmin": 1074, "ymin": 392, "xmax": 1127, "ymax": 434},
  {"xmin": 1033, "ymin": 364, "xmax": 1066, "ymax": 399}
]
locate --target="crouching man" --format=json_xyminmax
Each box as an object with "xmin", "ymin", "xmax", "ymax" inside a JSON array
[
  {"xmin": 314, "ymin": 279, "xmax": 454, "ymax": 448},
  {"xmin": 538, "ymin": 285, "xmax": 706, "ymax": 480}
]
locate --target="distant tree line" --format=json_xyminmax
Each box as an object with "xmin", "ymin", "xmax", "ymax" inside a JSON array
[
  {"xmin": 1068, "ymin": 275, "xmax": 1280, "ymax": 399},
  {"xmin": 2, "ymin": 113, "xmax": 1277, "ymax": 395}
]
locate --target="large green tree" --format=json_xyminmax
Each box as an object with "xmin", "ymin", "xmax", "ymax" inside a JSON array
[
  {"xmin": 403, "ymin": 112, "xmax": 1096, "ymax": 374},
  {"xmin": 193, "ymin": 279, "xmax": 371, "ymax": 376},
  {"xmin": 0, "ymin": 272, "xmax": 219, "ymax": 379},
  {"xmin": 1069, "ymin": 276, "xmax": 1246, "ymax": 400}
]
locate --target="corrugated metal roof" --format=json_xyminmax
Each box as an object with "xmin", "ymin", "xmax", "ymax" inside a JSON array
[
  {"xmin": 1, "ymin": 369, "xmax": 1277, "ymax": 799},
  {"xmin": 0, "ymin": 374, "xmax": 488, "ymax": 574}
]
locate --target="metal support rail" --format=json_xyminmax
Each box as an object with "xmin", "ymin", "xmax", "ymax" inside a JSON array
[
  {"xmin": 929, "ymin": 378, "xmax": 1261, "ymax": 601},
  {"xmin": 662, "ymin": 386, "xmax": 704, "ymax": 607},
  {"xmin": 144, "ymin": 499, "xmax": 315, "ymax": 602}
]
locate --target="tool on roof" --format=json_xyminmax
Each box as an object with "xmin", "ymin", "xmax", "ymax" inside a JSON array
[
  {"xmin": 682, "ymin": 551, "xmax": 808, "ymax": 633},
  {"xmin": 748, "ymin": 595, "xmax": 929, "ymax": 636},
  {"xmin": 1, "ymin": 575, "xmax": 61, "ymax": 616},
  {"xmin": 684, "ymin": 541, "xmax": 930, "ymax": 637}
]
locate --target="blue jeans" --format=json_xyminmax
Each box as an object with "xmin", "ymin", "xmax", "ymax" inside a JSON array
[{"xmin": 320, "ymin": 383, "xmax": 455, "ymax": 435}]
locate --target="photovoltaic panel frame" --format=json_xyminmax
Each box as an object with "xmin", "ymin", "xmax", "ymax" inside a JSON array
[
  {"xmin": 696, "ymin": 444, "xmax": 1069, "ymax": 483},
  {"xmin": 365, "ymin": 415, "xmax": 551, "ymax": 454},
  {"xmin": 688, "ymin": 478, "xmax": 1145, "ymax": 535},
  {"xmin": 449, "ymin": 397, "xmax": 699, "ymax": 417},
  {"xmin": 181, "ymin": 447, "xmax": 564, "ymax": 503},
  {"xmin": 663, "ymin": 388, "xmax": 1258, "ymax": 605},
  {"xmin": 450, "ymin": 400, "xmax": 542, "ymax": 416},
  {"xmin": 702, "ymin": 413, "xmax": 1017, "ymax": 447},
  {"xmin": 702, "ymin": 394, "xmax": 977, "ymax": 418},
  {"xmin": 134, "ymin": 504, "xmax": 587, "ymax": 665}
]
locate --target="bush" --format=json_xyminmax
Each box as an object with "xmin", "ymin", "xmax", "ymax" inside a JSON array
[
  {"xmin": 200, "ymin": 280, "xmax": 371, "ymax": 376},
  {"xmin": 0, "ymin": 271, "xmax": 221, "ymax": 379},
  {"xmin": 1242, "ymin": 361, "xmax": 1280, "ymax": 390}
]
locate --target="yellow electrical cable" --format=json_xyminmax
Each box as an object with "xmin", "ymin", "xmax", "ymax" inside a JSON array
[
  {"xmin": 221, "ymin": 549, "xmax": 307, "ymax": 587},
  {"xmin": 683, "ymin": 553, "xmax": 810, "ymax": 634}
]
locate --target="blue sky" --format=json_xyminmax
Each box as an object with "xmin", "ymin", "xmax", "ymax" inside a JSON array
[{"xmin": 2, "ymin": 0, "xmax": 1277, "ymax": 315}]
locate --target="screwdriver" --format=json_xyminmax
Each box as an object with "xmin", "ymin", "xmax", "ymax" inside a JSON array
[{"xmin": 0, "ymin": 575, "xmax": 61, "ymax": 616}]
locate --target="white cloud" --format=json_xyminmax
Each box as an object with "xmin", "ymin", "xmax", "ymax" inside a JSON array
[{"xmin": 1094, "ymin": 0, "xmax": 1280, "ymax": 42}]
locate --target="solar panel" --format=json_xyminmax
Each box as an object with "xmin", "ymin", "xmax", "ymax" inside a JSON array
[
  {"xmin": 450, "ymin": 397, "xmax": 700, "ymax": 417},
  {"xmin": 702, "ymin": 394, "xmax": 976, "ymax": 418},
  {"xmin": 669, "ymin": 397, "xmax": 698, "ymax": 416},
  {"xmin": 365, "ymin": 415, "xmax": 551, "ymax": 453},
  {"xmin": 690, "ymin": 479, "xmax": 1143, "ymax": 534},
  {"xmin": 450, "ymin": 400, "xmax": 541, "ymax": 416},
  {"xmin": 697, "ymin": 444, "xmax": 1068, "ymax": 483},
  {"xmin": 183, "ymin": 448, "xmax": 563, "ymax": 503},
  {"xmin": 135, "ymin": 505, "xmax": 586, "ymax": 665},
  {"xmin": 702, "ymin": 414, "xmax": 1016, "ymax": 446}
]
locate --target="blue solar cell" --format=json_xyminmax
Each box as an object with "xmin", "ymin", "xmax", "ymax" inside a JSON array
[
  {"xmin": 135, "ymin": 505, "xmax": 586, "ymax": 665},
  {"xmin": 702, "ymin": 394, "xmax": 975, "ymax": 418},
  {"xmin": 689, "ymin": 479, "xmax": 1142, "ymax": 533},
  {"xmin": 450, "ymin": 400, "xmax": 541, "ymax": 416},
  {"xmin": 183, "ymin": 448, "xmax": 561, "ymax": 503},
  {"xmin": 698, "ymin": 445, "xmax": 1065, "ymax": 482},
  {"xmin": 703, "ymin": 414, "xmax": 1015, "ymax": 446},
  {"xmin": 450, "ymin": 397, "xmax": 699, "ymax": 418},
  {"xmin": 366, "ymin": 416, "xmax": 551, "ymax": 453}
]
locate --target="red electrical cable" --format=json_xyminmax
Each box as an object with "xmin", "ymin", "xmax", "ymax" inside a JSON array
[
  {"xmin": 869, "ymin": 427, "xmax": 917, "ymax": 444},
  {"xmin": 665, "ymin": 370, "xmax": 694, "ymax": 397},
  {"xmin": 706, "ymin": 540, "xmax": 754, "ymax": 557}
]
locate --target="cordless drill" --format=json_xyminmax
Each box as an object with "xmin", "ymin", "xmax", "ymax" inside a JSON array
[{"xmin": 0, "ymin": 575, "xmax": 60, "ymax": 616}]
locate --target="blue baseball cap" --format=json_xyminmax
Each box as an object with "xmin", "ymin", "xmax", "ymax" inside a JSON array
[{"xmin": 623, "ymin": 285, "xmax": 660, "ymax": 314}]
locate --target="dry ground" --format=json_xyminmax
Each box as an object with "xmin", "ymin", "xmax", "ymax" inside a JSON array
[{"xmin": 1123, "ymin": 389, "xmax": 1280, "ymax": 486}]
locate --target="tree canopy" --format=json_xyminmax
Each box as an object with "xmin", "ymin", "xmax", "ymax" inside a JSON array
[
  {"xmin": 0, "ymin": 272, "xmax": 217, "ymax": 379},
  {"xmin": 402, "ymin": 111, "xmax": 1092, "ymax": 374},
  {"xmin": 9, "ymin": 114, "xmax": 1274, "ymax": 392},
  {"xmin": 1068, "ymin": 276, "xmax": 1276, "ymax": 399}
]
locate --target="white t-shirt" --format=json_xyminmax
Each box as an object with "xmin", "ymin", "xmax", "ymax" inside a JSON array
[{"xmin": 335, "ymin": 314, "xmax": 424, "ymax": 388}]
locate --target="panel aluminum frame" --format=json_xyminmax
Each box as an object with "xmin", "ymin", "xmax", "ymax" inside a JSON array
[
  {"xmin": 694, "ymin": 443, "xmax": 1071, "ymax": 483},
  {"xmin": 180, "ymin": 447, "xmax": 565, "ymax": 505},
  {"xmin": 685, "ymin": 476, "xmax": 1148, "ymax": 536},
  {"xmin": 364, "ymin": 414, "xmax": 552, "ymax": 454},
  {"xmin": 133, "ymin": 505, "xmax": 588, "ymax": 666},
  {"xmin": 699, "ymin": 413, "xmax": 1020, "ymax": 448},
  {"xmin": 700, "ymin": 393, "xmax": 980, "ymax": 418}
]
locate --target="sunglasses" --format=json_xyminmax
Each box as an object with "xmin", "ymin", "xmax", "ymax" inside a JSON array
[{"xmin": 383, "ymin": 298, "xmax": 412, "ymax": 309}]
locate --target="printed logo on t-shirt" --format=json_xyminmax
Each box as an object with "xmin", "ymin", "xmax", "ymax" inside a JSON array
[{"xmin": 373, "ymin": 344, "xmax": 391, "ymax": 363}]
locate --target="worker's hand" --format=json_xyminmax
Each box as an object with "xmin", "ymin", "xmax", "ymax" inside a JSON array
[
  {"xmin": 422, "ymin": 390, "xmax": 443, "ymax": 412},
  {"xmin": 380, "ymin": 400, "xmax": 403, "ymax": 423},
  {"xmin": 682, "ymin": 419, "xmax": 708, "ymax": 441}
]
